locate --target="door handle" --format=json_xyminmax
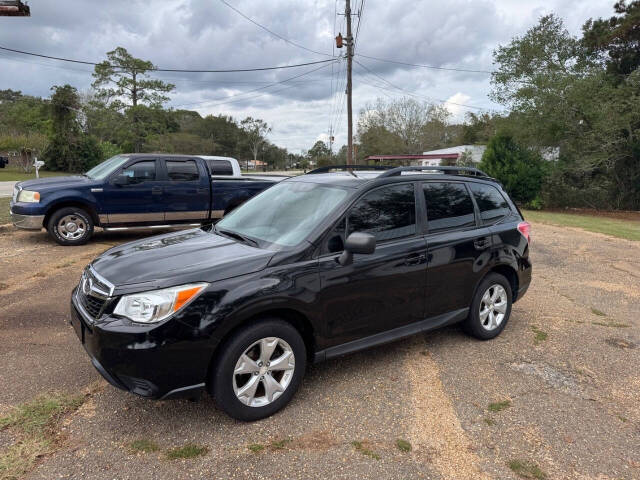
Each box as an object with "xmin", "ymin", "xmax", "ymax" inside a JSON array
[
  {"xmin": 196, "ymin": 187, "xmax": 207, "ymax": 194},
  {"xmin": 474, "ymin": 237, "xmax": 491, "ymax": 250},
  {"xmin": 404, "ymin": 253, "xmax": 426, "ymax": 266},
  {"xmin": 151, "ymin": 186, "xmax": 163, "ymax": 195}
]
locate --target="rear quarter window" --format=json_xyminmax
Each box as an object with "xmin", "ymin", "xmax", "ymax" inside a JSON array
[
  {"xmin": 207, "ymin": 159, "xmax": 234, "ymax": 176},
  {"xmin": 469, "ymin": 183, "xmax": 511, "ymax": 224}
]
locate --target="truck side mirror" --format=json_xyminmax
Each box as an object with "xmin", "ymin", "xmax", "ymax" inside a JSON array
[
  {"xmin": 112, "ymin": 174, "xmax": 129, "ymax": 186},
  {"xmin": 338, "ymin": 232, "xmax": 376, "ymax": 266}
]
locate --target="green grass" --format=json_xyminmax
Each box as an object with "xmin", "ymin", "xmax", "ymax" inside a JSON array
[
  {"xmin": 165, "ymin": 444, "xmax": 208, "ymax": 460},
  {"xmin": 530, "ymin": 325, "xmax": 548, "ymax": 344},
  {"xmin": 351, "ymin": 441, "xmax": 380, "ymax": 460},
  {"xmin": 590, "ymin": 307, "xmax": 607, "ymax": 317},
  {"xmin": 508, "ymin": 459, "xmax": 547, "ymax": 479},
  {"xmin": 488, "ymin": 400, "xmax": 511, "ymax": 412},
  {"xmin": 522, "ymin": 209, "xmax": 640, "ymax": 242},
  {"xmin": 0, "ymin": 197, "xmax": 10, "ymax": 225},
  {"xmin": 269, "ymin": 439, "xmax": 291, "ymax": 450},
  {"xmin": 128, "ymin": 439, "xmax": 160, "ymax": 454},
  {"xmin": 395, "ymin": 438, "xmax": 412, "ymax": 452},
  {"xmin": 0, "ymin": 167, "xmax": 70, "ymax": 182},
  {"xmin": 0, "ymin": 393, "xmax": 86, "ymax": 480},
  {"xmin": 247, "ymin": 443, "xmax": 265, "ymax": 453},
  {"xmin": 0, "ymin": 393, "xmax": 84, "ymax": 435}
]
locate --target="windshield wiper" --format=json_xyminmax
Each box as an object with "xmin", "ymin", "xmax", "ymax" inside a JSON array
[{"xmin": 216, "ymin": 228, "xmax": 259, "ymax": 248}]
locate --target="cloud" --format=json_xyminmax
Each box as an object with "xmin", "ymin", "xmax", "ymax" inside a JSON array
[
  {"xmin": 445, "ymin": 92, "xmax": 473, "ymax": 121},
  {"xmin": 0, "ymin": 0, "xmax": 614, "ymax": 152}
]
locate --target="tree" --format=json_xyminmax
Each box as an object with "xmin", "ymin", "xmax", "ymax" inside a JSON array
[
  {"xmin": 582, "ymin": 1, "xmax": 640, "ymax": 79},
  {"xmin": 460, "ymin": 112, "xmax": 499, "ymax": 145},
  {"xmin": 456, "ymin": 149, "xmax": 475, "ymax": 167},
  {"xmin": 357, "ymin": 97, "xmax": 455, "ymax": 159},
  {"xmin": 240, "ymin": 117, "xmax": 271, "ymax": 168},
  {"xmin": 490, "ymin": 8, "xmax": 640, "ymax": 209},
  {"xmin": 92, "ymin": 47, "xmax": 175, "ymax": 152},
  {"xmin": 479, "ymin": 133, "xmax": 548, "ymax": 205},
  {"xmin": 42, "ymin": 85, "xmax": 102, "ymax": 172},
  {"xmin": 307, "ymin": 140, "xmax": 331, "ymax": 166}
]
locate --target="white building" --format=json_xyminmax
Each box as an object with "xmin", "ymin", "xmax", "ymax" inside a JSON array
[{"xmin": 419, "ymin": 145, "xmax": 487, "ymax": 166}]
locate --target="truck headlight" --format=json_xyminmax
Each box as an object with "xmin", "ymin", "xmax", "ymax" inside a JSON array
[
  {"xmin": 113, "ymin": 283, "xmax": 208, "ymax": 324},
  {"xmin": 17, "ymin": 190, "xmax": 40, "ymax": 203}
]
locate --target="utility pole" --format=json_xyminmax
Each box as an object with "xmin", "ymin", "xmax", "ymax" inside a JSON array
[{"xmin": 345, "ymin": 0, "xmax": 354, "ymax": 166}]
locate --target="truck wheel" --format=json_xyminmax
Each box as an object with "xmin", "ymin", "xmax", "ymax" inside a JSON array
[
  {"xmin": 47, "ymin": 207, "xmax": 94, "ymax": 246},
  {"xmin": 463, "ymin": 273, "xmax": 512, "ymax": 340},
  {"xmin": 210, "ymin": 319, "xmax": 306, "ymax": 421}
]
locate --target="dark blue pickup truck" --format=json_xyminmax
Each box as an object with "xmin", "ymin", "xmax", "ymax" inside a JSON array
[{"xmin": 9, "ymin": 154, "xmax": 285, "ymax": 245}]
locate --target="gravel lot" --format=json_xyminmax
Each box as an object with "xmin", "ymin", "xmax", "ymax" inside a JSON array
[{"xmin": 0, "ymin": 223, "xmax": 638, "ymax": 479}]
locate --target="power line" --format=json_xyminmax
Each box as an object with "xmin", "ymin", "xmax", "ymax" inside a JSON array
[
  {"xmin": 353, "ymin": 0, "xmax": 366, "ymax": 52},
  {"xmin": 219, "ymin": 0, "xmax": 334, "ymax": 58},
  {"xmin": 172, "ymin": 60, "xmax": 337, "ymax": 108},
  {"xmin": 353, "ymin": 59, "xmax": 491, "ymax": 111},
  {"xmin": 355, "ymin": 53, "xmax": 494, "ymax": 74},
  {"xmin": 0, "ymin": 45, "xmax": 336, "ymax": 73}
]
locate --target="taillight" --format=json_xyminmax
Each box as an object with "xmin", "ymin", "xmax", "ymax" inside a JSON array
[{"xmin": 517, "ymin": 221, "xmax": 531, "ymax": 243}]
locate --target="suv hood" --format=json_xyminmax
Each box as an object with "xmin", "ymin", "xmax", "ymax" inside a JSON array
[
  {"xmin": 91, "ymin": 228, "xmax": 274, "ymax": 290},
  {"xmin": 18, "ymin": 175, "xmax": 94, "ymax": 191}
]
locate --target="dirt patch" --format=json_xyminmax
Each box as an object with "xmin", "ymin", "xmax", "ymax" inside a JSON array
[
  {"xmin": 406, "ymin": 341, "xmax": 492, "ymax": 480},
  {"xmin": 604, "ymin": 338, "xmax": 637, "ymax": 350},
  {"xmin": 293, "ymin": 430, "xmax": 339, "ymax": 451},
  {"xmin": 510, "ymin": 362, "xmax": 580, "ymax": 395}
]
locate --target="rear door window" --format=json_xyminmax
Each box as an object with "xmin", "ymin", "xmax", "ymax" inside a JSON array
[
  {"xmin": 469, "ymin": 183, "xmax": 511, "ymax": 224},
  {"xmin": 423, "ymin": 182, "xmax": 476, "ymax": 232},
  {"xmin": 166, "ymin": 160, "xmax": 199, "ymax": 181},
  {"xmin": 348, "ymin": 183, "xmax": 416, "ymax": 242},
  {"xmin": 207, "ymin": 159, "xmax": 234, "ymax": 176}
]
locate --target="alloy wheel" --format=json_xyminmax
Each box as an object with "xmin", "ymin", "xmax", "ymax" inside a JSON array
[
  {"xmin": 232, "ymin": 337, "xmax": 295, "ymax": 407},
  {"xmin": 57, "ymin": 214, "xmax": 86, "ymax": 240},
  {"xmin": 479, "ymin": 284, "xmax": 508, "ymax": 331}
]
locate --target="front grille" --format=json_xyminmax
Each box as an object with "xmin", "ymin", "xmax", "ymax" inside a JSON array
[
  {"xmin": 78, "ymin": 291, "xmax": 106, "ymax": 319},
  {"xmin": 76, "ymin": 268, "xmax": 113, "ymax": 321}
]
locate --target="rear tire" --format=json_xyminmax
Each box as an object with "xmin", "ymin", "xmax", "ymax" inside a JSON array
[
  {"xmin": 210, "ymin": 319, "xmax": 306, "ymax": 421},
  {"xmin": 47, "ymin": 207, "xmax": 94, "ymax": 246},
  {"xmin": 463, "ymin": 273, "xmax": 512, "ymax": 340}
]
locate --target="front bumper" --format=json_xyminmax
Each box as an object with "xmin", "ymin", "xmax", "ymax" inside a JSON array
[
  {"xmin": 10, "ymin": 210, "xmax": 45, "ymax": 230},
  {"xmin": 69, "ymin": 290, "xmax": 210, "ymax": 400}
]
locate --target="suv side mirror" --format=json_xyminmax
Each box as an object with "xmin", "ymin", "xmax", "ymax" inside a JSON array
[{"xmin": 338, "ymin": 232, "xmax": 376, "ymax": 266}]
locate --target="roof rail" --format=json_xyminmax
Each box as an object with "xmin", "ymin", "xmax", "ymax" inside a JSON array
[
  {"xmin": 377, "ymin": 165, "xmax": 490, "ymax": 178},
  {"xmin": 306, "ymin": 164, "xmax": 395, "ymax": 174}
]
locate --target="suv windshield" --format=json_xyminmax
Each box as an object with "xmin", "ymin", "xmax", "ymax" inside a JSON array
[
  {"xmin": 85, "ymin": 155, "xmax": 130, "ymax": 180},
  {"xmin": 216, "ymin": 181, "xmax": 349, "ymax": 247}
]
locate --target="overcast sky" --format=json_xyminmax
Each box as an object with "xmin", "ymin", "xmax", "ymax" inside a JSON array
[{"xmin": 0, "ymin": 0, "xmax": 614, "ymax": 153}]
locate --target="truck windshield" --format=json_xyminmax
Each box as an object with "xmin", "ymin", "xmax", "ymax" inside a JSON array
[
  {"xmin": 85, "ymin": 155, "xmax": 130, "ymax": 180},
  {"xmin": 216, "ymin": 181, "xmax": 349, "ymax": 247}
]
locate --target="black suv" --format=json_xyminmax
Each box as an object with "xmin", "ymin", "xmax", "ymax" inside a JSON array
[{"xmin": 70, "ymin": 166, "xmax": 532, "ymax": 421}]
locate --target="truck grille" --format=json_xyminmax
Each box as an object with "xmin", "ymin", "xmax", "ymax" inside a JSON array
[{"xmin": 76, "ymin": 268, "xmax": 113, "ymax": 321}]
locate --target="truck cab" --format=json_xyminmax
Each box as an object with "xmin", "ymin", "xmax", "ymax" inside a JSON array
[{"xmin": 9, "ymin": 154, "xmax": 283, "ymax": 245}]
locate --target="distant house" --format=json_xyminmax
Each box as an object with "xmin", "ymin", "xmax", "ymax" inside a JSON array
[
  {"xmin": 365, "ymin": 145, "xmax": 487, "ymax": 167},
  {"xmin": 246, "ymin": 160, "xmax": 268, "ymax": 170},
  {"xmin": 418, "ymin": 145, "xmax": 487, "ymax": 166}
]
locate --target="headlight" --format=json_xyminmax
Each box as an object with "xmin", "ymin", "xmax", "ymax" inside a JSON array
[
  {"xmin": 113, "ymin": 283, "xmax": 208, "ymax": 324},
  {"xmin": 17, "ymin": 190, "xmax": 40, "ymax": 203}
]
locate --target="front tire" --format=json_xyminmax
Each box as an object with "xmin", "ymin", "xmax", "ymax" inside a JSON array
[
  {"xmin": 210, "ymin": 319, "xmax": 307, "ymax": 421},
  {"xmin": 47, "ymin": 207, "xmax": 94, "ymax": 246},
  {"xmin": 463, "ymin": 273, "xmax": 512, "ymax": 340}
]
